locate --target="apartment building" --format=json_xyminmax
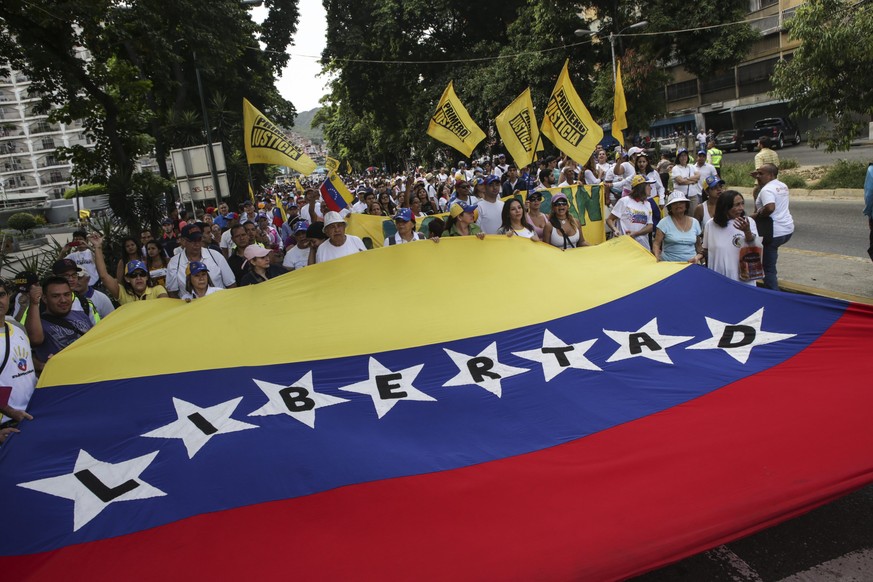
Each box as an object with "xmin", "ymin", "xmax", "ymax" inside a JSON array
[
  {"xmin": 653, "ymin": 0, "xmax": 807, "ymax": 137},
  {"xmin": 0, "ymin": 70, "xmax": 95, "ymax": 206}
]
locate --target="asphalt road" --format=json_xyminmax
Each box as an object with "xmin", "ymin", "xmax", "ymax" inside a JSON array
[
  {"xmin": 722, "ymin": 140, "xmax": 873, "ymax": 166},
  {"xmin": 777, "ymin": 199, "xmax": 868, "ymax": 259}
]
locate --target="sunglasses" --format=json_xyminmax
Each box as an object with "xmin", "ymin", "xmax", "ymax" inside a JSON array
[
  {"xmin": 553, "ymin": 200, "xmax": 569, "ymax": 206},
  {"xmin": 128, "ymin": 272, "xmax": 148, "ymax": 279},
  {"xmin": 528, "ymin": 195, "xmax": 542, "ymax": 201}
]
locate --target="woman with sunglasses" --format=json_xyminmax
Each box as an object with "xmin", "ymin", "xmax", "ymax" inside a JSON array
[
  {"xmin": 524, "ymin": 191, "xmax": 548, "ymax": 239},
  {"xmin": 542, "ymin": 193, "xmax": 589, "ymax": 250},
  {"xmin": 91, "ymin": 233, "xmax": 168, "ymax": 304}
]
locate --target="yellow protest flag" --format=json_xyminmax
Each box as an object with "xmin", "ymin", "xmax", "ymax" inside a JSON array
[
  {"xmin": 294, "ymin": 177, "xmax": 304, "ymax": 194},
  {"xmin": 612, "ymin": 61, "xmax": 628, "ymax": 146},
  {"xmin": 326, "ymin": 156, "xmax": 340, "ymax": 173},
  {"xmin": 242, "ymin": 98, "xmax": 317, "ymax": 175},
  {"xmin": 346, "ymin": 160, "xmax": 353, "ymax": 174},
  {"xmin": 540, "ymin": 60, "xmax": 603, "ymax": 164},
  {"xmin": 426, "ymin": 81, "xmax": 486, "ymax": 157},
  {"xmin": 248, "ymin": 182, "xmax": 256, "ymax": 202},
  {"xmin": 495, "ymin": 88, "xmax": 540, "ymax": 168}
]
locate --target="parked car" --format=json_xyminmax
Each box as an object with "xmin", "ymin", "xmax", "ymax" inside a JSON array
[
  {"xmin": 648, "ymin": 137, "xmax": 678, "ymax": 158},
  {"xmin": 714, "ymin": 130, "xmax": 742, "ymax": 152},
  {"xmin": 740, "ymin": 118, "xmax": 802, "ymax": 151}
]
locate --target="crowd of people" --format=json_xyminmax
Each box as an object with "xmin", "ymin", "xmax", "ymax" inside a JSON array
[{"xmin": 0, "ymin": 137, "xmax": 798, "ymax": 444}]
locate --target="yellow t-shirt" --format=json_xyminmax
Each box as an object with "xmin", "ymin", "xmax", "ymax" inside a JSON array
[{"xmin": 117, "ymin": 285, "xmax": 168, "ymax": 305}]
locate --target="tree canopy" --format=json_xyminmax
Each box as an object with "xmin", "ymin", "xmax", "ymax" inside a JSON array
[
  {"xmin": 317, "ymin": 0, "xmax": 755, "ymax": 168},
  {"xmin": 0, "ymin": 0, "xmax": 299, "ymax": 230},
  {"xmin": 772, "ymin": 0, "xmax": 873, "ymax": 152}
]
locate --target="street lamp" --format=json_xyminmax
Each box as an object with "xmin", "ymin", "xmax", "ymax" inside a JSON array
[{"xmin": 575, "ymin": 20, "xmax": 648, "ymax": 85}]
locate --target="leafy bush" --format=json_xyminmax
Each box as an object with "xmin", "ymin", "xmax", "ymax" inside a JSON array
[
  {"xmin": 7, "ymin": 212, "xmax": 37, "ymax": 234},
  {"xmin": 63, "ymin": 182, "xmax": 108, "ymax": 199},
  {"xmin": 780, "ymin": 158, "xmax": 799, "ymax": 170},
  {"xmin": 720, "ymin": 161, "xmax": 756, "ymax": 189},
  {"xmin": 812, "ymin": 159, "xmax": 868, "ymax": 189},
  {"xmin": 33, "ymin": 214, "xmax": 47, "ymax": 226},
  {"xmin": 780, "ymin": 173, "xmax": 808, "ymax": 189}
]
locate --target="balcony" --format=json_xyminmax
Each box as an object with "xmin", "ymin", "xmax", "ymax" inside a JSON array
[
  {"xmin": 37, "ymin": 156, "xmax": 65, "ymax": 169},
  {"xmin": 0, "ymin": 141, "xmax": 24, "ymax": 155},
  {"xmin": 33, "ymin": 138, "xmax": 57, "ymax": 153},
  {"xmin": 28, "ymin": 122, "xmax": 61, "ymax": 136},
  {"xmin": 40, "ymin": 170, "xmax": 71, "ymax": 185}
]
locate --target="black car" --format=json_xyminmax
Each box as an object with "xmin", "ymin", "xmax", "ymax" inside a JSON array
[{"xmin": 714, "ymin": 130, "xmax": 742, "ymax": 152}]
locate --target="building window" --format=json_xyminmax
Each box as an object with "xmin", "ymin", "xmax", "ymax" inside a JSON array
[
  {"xmin": 750, "ymin": 14, "xmax": 780, "ymax": 34},
  {"xmin": 749, "ymin": 0, "xmax": 778, "ymax": 11},
  {"xmin": 42, "ymin": 137, "xmax": 55, "ymax": 150},
  {"xmin": 700, "ymin": 71, "xmax": 735, "ymax": 93},
  {"xmin": 738, "ymin": 58, "xmax": 778, "ymax": 85},
  {"xmin": 666, "ymin": 79, "xmax": 698, "ymax": 102}
]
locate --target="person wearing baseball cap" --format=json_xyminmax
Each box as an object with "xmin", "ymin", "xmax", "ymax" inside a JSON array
[
  {"xmin": 443, "ymin": 203, "xmax": 485, "ymax": 239},
  {"xmin": 282, "ymin": 220, "xmax": 312, "ymax": 271},
  {"xmin": 384, "ymin": 208, "xmax": 422, "ymax": 246},
  {"xmin": 178, "ymin": 261, "xmax": 222, "ymax": 301},
  {"xmin": 239, "ymin": 245, "xmax": 286, "ymax": 286},
  {"xmin": 165, "ymin": 223, "xmax": 236, "ymax": 297},
  {"xmin": 46, "ymin": 258, "xmax": 101, "ymax": 325},
  {"xmin": 91, "ymin": 232, "xmax": 169, "ymax": 304},
  {"xmin": 607, "ymin": 174, "xmax": 655, "ymax": 250},
  {"xmin": 315, "ymin": 211, "xmax": 367, "ymax": 264}
]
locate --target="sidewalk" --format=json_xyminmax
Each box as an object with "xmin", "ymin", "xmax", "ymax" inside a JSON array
[{"xmin": 777, "ymin": 246, "xmax": 873, "ymax": 304}]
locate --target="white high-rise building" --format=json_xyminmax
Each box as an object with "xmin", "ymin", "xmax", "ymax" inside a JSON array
[{"xmin": 0, "ymin": 69, "xmax": 95, "ymax": 206}]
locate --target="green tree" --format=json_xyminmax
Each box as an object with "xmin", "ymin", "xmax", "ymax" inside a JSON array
[
  {"xmin": 318, "ymin": 0, "xmax": 756, "ymax": 166},
  {"xmin": 0, "ymin": 0, "xmax": 300, "ymax": 230},
  {"xmin": 772, "ymin": 0, "xmax": 873, "ymax": 151}
]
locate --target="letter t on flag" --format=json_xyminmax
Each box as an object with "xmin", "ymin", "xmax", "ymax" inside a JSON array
[
  {"xmin": 427, "ymin": 81, "xmax": 486, "ymax": 157},
  {"xmin": 612, "ymin": 61, "xmax": 628, "ymax": 147},
  {"xmin": 495, "ymin": 88, "xmax": 540, "ymax": 168},
  {"xmin": 540, "ymin": 60, "xmax": 603, "ymax": 164}
]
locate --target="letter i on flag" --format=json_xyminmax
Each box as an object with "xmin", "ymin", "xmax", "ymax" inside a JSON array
[
  {"xmin": 427, "ymin": 81, "xmax": 486, "ymax": 157},
  {"xmin": 540, "ymin": 60, "xmax": 603, "ymax": 164},
  {"xmin": 320, "ymin": 173, "xmax": 355, "ymax": 213},
  {"xmin": 495, "ymin": 88, "xmax": 540, "ymax": 168},
  {"xmin": 242, "ymin": 98, "xmax": 317, "ymax": 175},
  {"xmin": 612, "ymin": 61, "xmax": 628, "ymax": 147}
]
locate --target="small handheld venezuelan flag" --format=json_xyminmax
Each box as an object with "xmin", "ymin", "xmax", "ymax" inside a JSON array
[{"xmin": 319, "ymin": 173, "xmax": 354, "ymax": 212}]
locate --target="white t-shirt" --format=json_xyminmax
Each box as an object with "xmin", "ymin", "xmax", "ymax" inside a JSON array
[
  {"xmin": 299, "ymin": 203, "xmax": 324, "ymax": 223},
  {"xmin": 179, "ymin": 286, "xmax": 223, "ymax": 301},
  {"xmin": 316, "ymin": 235, "xmax": 367, "ymax": 263},
  {"xmin": 0, "ymin": 318, "xmax": 37, "ymax": 421},
  {"xmin": 219, "ymin": 228, "xmax": 234, "ymax": 252},
  {"xmin": 695, "ymin": 163, "xmax": 718, "ymax": 192},
  {"xmin": 756, "ymin": 179, "xmax": 794, "ymax": 237},
  {"xmin": 611, "ymin": 197, "xmax": 653, "ymax": 250},
  {"xmin": 383, "ymin": 232, "xmax": 422, "ymax": 246},
  {"xmin": 283, "ymin": 245, "xmax": 310, "ymax": 270},
  {"xmin": 702, "ymin": 218, "xmax": 760, "ymax": 285},
  {"xmin": 66, "ymin": 248, "xmax": 99, "ymax": 282},
  {"xmin": 672, "ymin": 164, "xmax": 700, "ymax": 199},
  {"xmin": 476, "ymin": 199, "xmax": 504, "ymax": 234},
  {"xmin": 612, "ymin": 161, "xmax": 636, "ymax": 191},
  {"xmin": 165, "ymin": 249, "xmax": 236, "ymax": 293}
]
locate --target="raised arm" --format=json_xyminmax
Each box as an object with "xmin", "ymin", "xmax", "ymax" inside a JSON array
[{"xmin": 88, "ymin": 233, "xmax": 120, "ymax": 299}]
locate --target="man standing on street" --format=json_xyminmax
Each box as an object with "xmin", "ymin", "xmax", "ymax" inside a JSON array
[
  {"xmin": 754, "ymin": 136, "xmax": 780, "ymax": 169},
  {"xmin": 864, "ymin": 162, "xmax": 873, "ymax": 261},
  {"xmin": 751, "ymin": 164, "xmax": 794, "ymax": 290},
  {"xmin": 706, "ymin": 139, "xmax": 723, "ymax": 177}
]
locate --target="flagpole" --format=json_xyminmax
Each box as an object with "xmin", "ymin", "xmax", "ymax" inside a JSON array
[{"xmin": 247, "ymin": 163, "xmax": 256, "ymax": 202}]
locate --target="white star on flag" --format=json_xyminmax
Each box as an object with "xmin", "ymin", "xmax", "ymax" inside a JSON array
[
  {"xmin": 604, "ymin": 318, "xmax": 694, "ymax": 365},
  {"xmin": 142, "ymin": 397, "xmax": 258, "ymax": 458},
  {"xmin": 443, "ymin": 342, "xmax": 529, "ymax": 397},
  {"xmin": 512, "ymin": 329, "xmax": 601, "ymax": 382},
  {"xmin": 18, "ymin": 449, "xmax": 165, "ymax": 532},
  {"xmin": 338, "ymin": 357, "xmax": 433, "ymax": 419},
  {"xmin": 686, "ymin": 308, "xmax": 796, "ymax": 364},
  {"xmin": 248, "ymin": 371, "xmax": 349, "ymax": 428}
]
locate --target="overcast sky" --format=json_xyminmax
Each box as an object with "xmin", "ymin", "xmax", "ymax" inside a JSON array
[{"xmin": 253, "ymin": 0, "xmax": 329, "ymax": 113}]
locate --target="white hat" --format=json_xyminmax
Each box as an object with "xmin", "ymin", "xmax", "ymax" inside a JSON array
[
  {"xmin": 627, "ymin": 146, "xmax": 643, "ymax": 157},
  {"xmin": 665, "ymin": 191, "xmax": 690, "ymax": 206},
  {"xmin": 322, "ymin": 211, "xmax": 347, "ymax": 231}
]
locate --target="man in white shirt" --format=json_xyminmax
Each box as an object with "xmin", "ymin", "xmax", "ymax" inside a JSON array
[
  {"xmin": 493, "ymin": 154, "xmax": 509, "ymax": 178},
  {"xmin": 751, "ymin": 164, "xmax": 794, "ymax": 290},
  {"xmin": 475, "ymin": 176, "xmax": 505, "ymax": 234},
  {"xmin": 299, "ymin": 188, "xmax": 324, "ymax": 224},
  {"xmin": 166, "ymin": 225, "xmax": 236, "ymax": 297},
  {"xmin": 694, "ymin": 149, "xmax": 718, "ymax": 194},
  {"xmin": 315, "ymin": 212, "xmax": 367, "ymax": 264},
  {"xmin": 351, "ymin": 186, "xmax": 370, "ymax": 214}
]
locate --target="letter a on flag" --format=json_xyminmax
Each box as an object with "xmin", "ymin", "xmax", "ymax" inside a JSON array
[
  {"xmin": 495, "ymin": 88, "xmax": 541, "ymax": 168},
  {"xmin": 427, "ymin": 81, "xmax": 486, "ymax": 157},
  {"xmin": 612, "ymin": 61, "xmax": 628, "ymax": 146},
  {"xmin": 540, "ymin": 60, "xmax": 603, "ymax": 163},
  {"xmin": 243, "ymin": 98, "xmax": 317, "ymax": 175}
]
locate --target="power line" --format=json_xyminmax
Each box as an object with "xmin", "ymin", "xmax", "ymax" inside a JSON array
[{"xmin": 252, "ymin": 13, "xmax": 773, "ymax": 64}]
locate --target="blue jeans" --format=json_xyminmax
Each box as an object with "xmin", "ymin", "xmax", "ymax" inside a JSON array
[{"xmin": 763, "ymin": 233, "xmax": 792, "ymax": 290}]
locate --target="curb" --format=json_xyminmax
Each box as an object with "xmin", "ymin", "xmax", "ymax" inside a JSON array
[
  {"xmin": 777, "ymin": 281, "xmax": 873, "ymax": 305},
  {"xmin": 733, "ymin": 186, "xmax": 864, "ymax": 201}
]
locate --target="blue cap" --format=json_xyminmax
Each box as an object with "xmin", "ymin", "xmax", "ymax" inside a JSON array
[
  {"xmin": 704, "ymin": 175, "xmax": 725, "ymax": 190},
  {"xmin": 484, "ymin": 175, "xmax": 501, "ymax": 185},
  {"xmin": 126, "ymin": 260, "xmax": 148, "ymax": 276},
  {"xmin": 294, "ymin": 220, "xmax": 310, "ymax": 233},
  {"xmin": 677, "ymin": 148, "xmax": 688, "ymax": 156},
  {"xmin": 393, "ymin": 208, "xmax": 414, "ymax": 222},
  {"xmin": 187, "ymin": 261, "xmax": 208, "ymax": 276}
]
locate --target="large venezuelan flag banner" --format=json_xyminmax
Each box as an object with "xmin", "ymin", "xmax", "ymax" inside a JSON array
[{"xmin": 2, "ymin": 237, "xmax": 873, "ymax": 580}]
